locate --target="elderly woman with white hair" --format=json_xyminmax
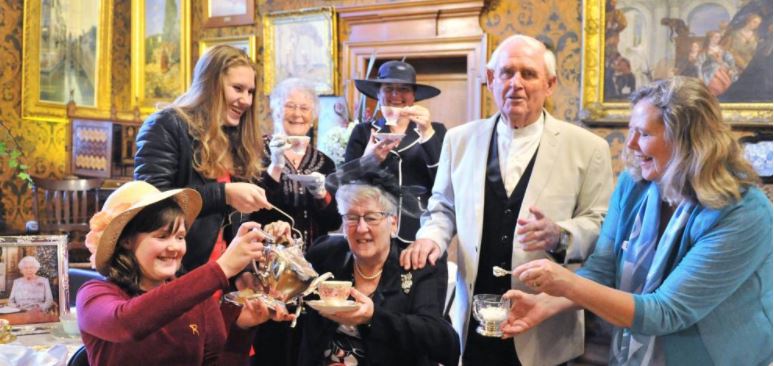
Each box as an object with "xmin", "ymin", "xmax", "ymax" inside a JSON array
[
  {"xmin": 248, "ymin": 77, "xmax": 341, "ymax": 366},
  {"xmin": 8, "ymin": 256, "xmax": 54, "ymax": 311}
]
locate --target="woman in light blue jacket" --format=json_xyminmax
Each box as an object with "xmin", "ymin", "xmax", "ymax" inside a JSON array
[{"xmin": 502, "ymin": 77, "xmax": 772, "ymax": 365}]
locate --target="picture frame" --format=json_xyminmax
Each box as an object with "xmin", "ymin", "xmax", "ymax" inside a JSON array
[
  {"xmin": 0, "ymin": 235, "xmax": 68, "ymax": 326},
  {"xmin": 21, "ymin": 0, "xmax": 114, "ymax": 123},
  {"xmin": 131, "ymin": 0, "xmax": 191, "ymax": 118},
  {"xmin": 262, "ymin": 7, "xmax": 338, "ymax": 95},
  {"xmin": 581, "ymin": 0, "xmax": 772, "ymax": 125},
  {"xmin": 203, "ymin": 0, "xmax": 255, "ymax": 28},
  {"xmin": 70, "ymin": 119, "xmax": 114, "ymax": 179},
  {"xmin": 199, "ymin": 36, "xmax": 257, "ymax": 62}
]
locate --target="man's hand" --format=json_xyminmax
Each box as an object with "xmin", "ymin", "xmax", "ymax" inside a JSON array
[
  {"xmin": 516, "ymin": 206, "xmax": 562, "ymax": 252},
  {"xmin": 400, "ymin": 238, "xmax": 442, "ymax": 270}
]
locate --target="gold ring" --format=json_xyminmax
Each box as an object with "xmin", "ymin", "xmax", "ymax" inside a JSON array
[{"xmin": 533, "ymin": 281, "xmax": 540, "ymax": 287}]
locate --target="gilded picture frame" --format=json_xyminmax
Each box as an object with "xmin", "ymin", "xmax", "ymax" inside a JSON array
[
  {"xmin": 582, "ymin": 0, "xmax": 772, "ymax": 125},
  {"xmin": 21, "ymin": 0, "xmax": 113, "ymax": 123},
  {"xmin": 131, "ymin": 0, "xmax": 191, "ymax": 118},
  {"xmin": 199, "ymin": 36, "xmax": 257, "ymax": 62},
  {"xmin": 203, "ymin": 0, "xmax": 255, "ymax": 28},
  {"xmin": 263, "ymin": 7, "xmax": 338, "ymax": 95},
  {"xmin": 0, "ymin": 235, "xmax": 68, "ymax": 326}
]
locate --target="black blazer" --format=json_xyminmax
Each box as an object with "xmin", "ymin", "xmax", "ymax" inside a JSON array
[
  {"xmin": 300, "ymin": 236, "xmax": 460, "ymax": 366},
  {"xmin": 344, "ymin": 119, "xmax": 446, "ymax": 242}
]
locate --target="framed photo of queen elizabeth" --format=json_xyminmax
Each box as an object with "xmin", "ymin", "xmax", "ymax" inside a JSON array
[
  {"xmin": 581, "ymin": 0, "xmax": 772, "ymax": 125},
  {"xmin": 0, "ymin": 236, "xmax": 67, "ymax": 326}
]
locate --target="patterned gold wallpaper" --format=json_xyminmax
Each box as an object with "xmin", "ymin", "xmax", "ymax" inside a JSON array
[{"xmin": 0, "ymin": 0, "xmax": 767, "ymax": 231}]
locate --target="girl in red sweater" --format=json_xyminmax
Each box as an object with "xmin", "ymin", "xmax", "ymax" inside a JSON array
[{"xmin": 77, "ymin": 181, "xmax": 292, "ymax": 365}]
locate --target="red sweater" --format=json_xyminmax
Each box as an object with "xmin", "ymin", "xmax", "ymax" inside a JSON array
[{"xmin": 76, "ymin": 262, "xmax": 253, "ymax": 365}]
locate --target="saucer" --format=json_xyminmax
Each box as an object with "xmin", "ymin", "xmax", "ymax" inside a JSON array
[
  {"xmin": 307, "ymin": 300, "xmax": 358, "ymax": 314},
  {"xmin": 286, "ymin": 174, "xmax": 319, "ymax": 184},
  {"xmin": 374, "ymin": 133, "xmax": 405, "ymax": 143},
  {"xmin": 0, "ymin": 307, "xmax": 21, "ymax": 314}
]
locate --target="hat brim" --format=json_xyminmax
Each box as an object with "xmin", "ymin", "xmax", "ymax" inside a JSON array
[
  {"xmin": 94, "ymin": 188, "xmax": 202, "ymax": 276},
  {"xmin": 354, "ymin": 79, "xmax": 441, "ymax": 102}
]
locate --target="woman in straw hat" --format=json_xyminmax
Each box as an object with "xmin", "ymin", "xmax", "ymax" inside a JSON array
[
  {"xmin": 345, "ymin": 60, "xmax": 447, "ymax": 245},
  {"xmin": 78, "ymin": 181, "xmax": 293, "ymax": 365}
]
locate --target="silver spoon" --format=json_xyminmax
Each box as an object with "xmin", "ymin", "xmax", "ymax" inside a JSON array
[{"xmin": 492, "ymin": 266, "xmax": 512, "ymax": 277}]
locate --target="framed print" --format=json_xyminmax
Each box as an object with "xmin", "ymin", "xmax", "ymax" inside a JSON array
[
  {"xmin": 263, "ymin": 7, "xmax": 338, "ymax": 95},
  {"xmin": 131, "ymin": 0, "xmax": 191, "ymax": 117},
  {"xmin": 582, "ymin": 0, "xmax": 772, "ymax": 125},
  {"xmin": 22, "ymin": 0, "xmax": 113, "ymax": 122},
  {"xmin": 0, "ymin": 235, "xmax": 68, "ymax": 326},
  {"xmin": 71, "ymin": 119, "xmax": 113, "ymax": 178},
  {"xmin": 199, "ymin": 36, "xmax": 257, "ymax": 62},
  {"xmin": 204, "ymin": 0, "xmax": 254, "ymax": 28}
]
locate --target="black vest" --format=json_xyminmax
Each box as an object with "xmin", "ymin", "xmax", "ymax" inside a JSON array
[{"xmin": 473, "ymin": 125, "xmax": 538, "ymax": 296}]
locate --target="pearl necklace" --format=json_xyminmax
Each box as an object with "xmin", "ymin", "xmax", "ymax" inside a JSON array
[{"xmin": 354, "ymin": 262, "xmax": 383, "ymax": 280}]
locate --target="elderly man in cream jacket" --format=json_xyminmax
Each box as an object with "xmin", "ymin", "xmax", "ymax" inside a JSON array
[{"xmin": 400, "ymin": 34, "xmax": 614, "ymax": 366}]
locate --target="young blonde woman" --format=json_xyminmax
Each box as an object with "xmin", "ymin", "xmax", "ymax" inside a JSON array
[
  {"xmin": 78, "ymin": 181, "xmax": 292, "ymax": 365},
  {"xmin": 134, "ymin": 45, "xmax": 272, "ymax": 272}
]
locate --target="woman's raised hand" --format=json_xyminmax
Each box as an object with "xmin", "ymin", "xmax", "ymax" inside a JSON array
[
  {"xmin": 225, "ymin": 182, "xmax": 271, "ymax": 213},
  {"xmin": 236, "ymin": 298, "xmax": 295, "ymax": 328},
  {"xmin": 364, "ymin": 130, "xmax": 400, "ymax": 162},
  {"xmin": 216, "ymin": 221, "xmax": 267, "ymax": 278}
]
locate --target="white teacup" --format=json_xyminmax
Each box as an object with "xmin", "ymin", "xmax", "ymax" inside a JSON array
[
  {"xmin": 287, "ymin": 136, "xmax": 310, "ymax": 154},
  {"xmin": 380, "ymin": 106, "xmax": 405, "ymax": 126},
  {"xmin": 318, "ymin": 280, "xmax": 352, "ymax": 304}
]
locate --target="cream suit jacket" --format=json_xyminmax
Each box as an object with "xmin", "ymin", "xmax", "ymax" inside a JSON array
[{"xmin": 416, "ymin": 111, "xmax": 614, "ymax": 366}]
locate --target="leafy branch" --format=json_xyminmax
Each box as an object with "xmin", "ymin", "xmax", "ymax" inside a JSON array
[{"xmin": 0, "ymin": 120, "xmax": 32, "ymax": 186}]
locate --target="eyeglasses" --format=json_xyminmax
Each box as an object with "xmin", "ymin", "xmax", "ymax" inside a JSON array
[
  {"xmin": 283, "ymin": 103, "xmax": 312, "ymax": 113},
  {"xmin": 341, "ymin": 212, "xmax": 389, "ymax": 226}
]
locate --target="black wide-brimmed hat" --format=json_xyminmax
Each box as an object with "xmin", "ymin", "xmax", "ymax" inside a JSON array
[{"xmin": 354, "ymin": 61, "xmax": 441, "ymax": 102}]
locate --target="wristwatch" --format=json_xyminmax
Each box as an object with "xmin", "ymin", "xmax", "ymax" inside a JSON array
[{"xmin": 549, "ymin": 228, "xmax": 570, "ymax": 262}]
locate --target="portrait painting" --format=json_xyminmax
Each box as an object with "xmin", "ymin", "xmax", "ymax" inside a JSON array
[
  {"xmin": 132, "ymin": 0, "xmax": 191, "ymax": 116},
  {"xmin": 263, "ymin": 8, "xmax": 338, "ymax": 95},
  {"xmin": 22, "ymin": 0, "xmax": 113, "ymax": 122},
  {"xmin": 0, "ymin": 236, "xmax": 68, "ymax": 326},
  {"xmin": 582, "ymin": 0, "xmax": 772, "ymax": 124}
]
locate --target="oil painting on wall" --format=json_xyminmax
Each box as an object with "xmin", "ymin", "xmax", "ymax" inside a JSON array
[
  {"xmin": 22, "ymin": 0, "xmax": 113, "ymax": 122},
  {"xmin": 583, "ymin": 0, "xmax": 772, "ymax": 124},
  {"xmin": 263, "ymin": 8, "xmax": 337, "ymax": 95},
  {"xmin": 132, "ymin": 0, "xmax": 190, "ymax": 116}
]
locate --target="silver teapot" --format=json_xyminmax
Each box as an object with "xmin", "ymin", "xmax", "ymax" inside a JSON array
[{"xmin": 254, "ymin": 241, "xmax": 332, "ymax": 307}]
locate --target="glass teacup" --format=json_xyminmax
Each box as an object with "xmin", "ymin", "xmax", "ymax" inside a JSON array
[{"xmin": 472, "ymin": 294, "xmax": 510, "ymax": 337}]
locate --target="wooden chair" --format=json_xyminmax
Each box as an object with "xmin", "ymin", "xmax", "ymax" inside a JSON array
[{"xmin": 31, "ymin": 177, "xmax": 103, "ymax": 267}]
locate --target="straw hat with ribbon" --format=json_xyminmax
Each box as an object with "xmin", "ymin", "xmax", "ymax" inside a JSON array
[
  {"xmin": 354, "ymin": 60, "xmax": 441, "ymax": 102},
  {"xmin": 84, "ymin": 181, "xmax": 202, "ymax": 276}
]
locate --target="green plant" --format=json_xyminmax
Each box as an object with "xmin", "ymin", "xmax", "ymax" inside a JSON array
[{"xmin": 0, "ymin": 120, "xmax": 32, "ymax": 186}]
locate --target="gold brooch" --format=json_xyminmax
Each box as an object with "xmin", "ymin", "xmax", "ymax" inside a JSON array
[{"xmin": 400, "ymin": 272, "xmax": 413, "ymax": 294}]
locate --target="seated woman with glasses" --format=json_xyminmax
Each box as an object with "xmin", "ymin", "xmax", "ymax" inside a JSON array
[{"xmin": 299, "ymin": 163, "xmax": 459, "ymax": 366}]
